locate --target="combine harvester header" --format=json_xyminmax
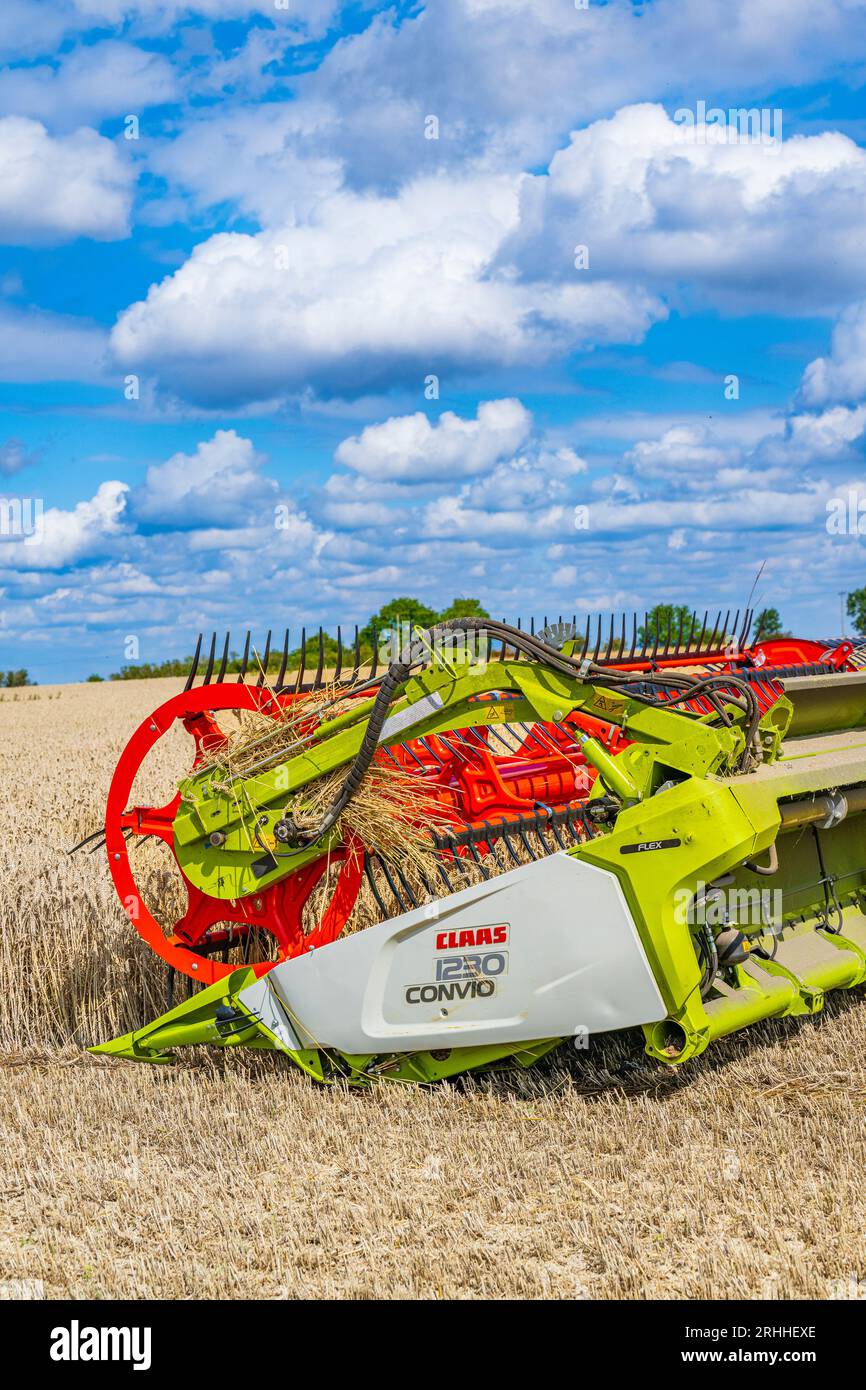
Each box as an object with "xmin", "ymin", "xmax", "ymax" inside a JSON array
[{"xmin": 81, "ymin": 610, "xmax": 866, "ymax": 1085}]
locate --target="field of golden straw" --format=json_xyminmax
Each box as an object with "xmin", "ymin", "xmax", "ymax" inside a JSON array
[{"xmin": 1, "ymin": 675, "xmax": 865, "ymax": 1301}]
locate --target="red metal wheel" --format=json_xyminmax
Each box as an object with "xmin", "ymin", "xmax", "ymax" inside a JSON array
[{"xmin": 105, "ymin": 682, "xmax": 364, "ymax": 985}]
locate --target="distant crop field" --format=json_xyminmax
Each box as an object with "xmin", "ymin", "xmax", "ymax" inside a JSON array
[{"xmin": 1, "ymin": 678, "xmax": 865, "ymax": 1300}]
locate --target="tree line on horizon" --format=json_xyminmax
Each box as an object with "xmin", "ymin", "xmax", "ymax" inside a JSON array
[{"xmin": 99, "ymin": 597, "xmax": 794, "ymax": 681}]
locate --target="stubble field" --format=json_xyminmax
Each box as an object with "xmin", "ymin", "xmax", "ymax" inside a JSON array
[{"xmin": 1, "ymin": 677, "xmax": 865, "ymax": 1300}]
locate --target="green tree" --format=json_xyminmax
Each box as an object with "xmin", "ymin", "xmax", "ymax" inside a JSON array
[
  {"xmin": 360, "ymin": 597, "xmax": 439, "ymax": 646},
  {"xmin": 847, "ymin": 587, "xmax": 866, "ymax": 634},
  {"xmin": 86, "ymin": 673, "xmax": 104, "ymax": 682},
  {"xmin": 636, "ymin": 605, "xmax": 695, "ymax": 647},
  {"xmin": 439, "ymin": 597, "xmax": 490, "ymax": 621},
  {"xmin": 753, "ymin": 607, "xmax": 783, "ymax": 641},
  {"xmin": 2, "ymin": 669, "xmax": 32, "ymax": 687}
]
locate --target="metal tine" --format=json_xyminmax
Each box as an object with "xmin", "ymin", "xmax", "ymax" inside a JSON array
[
  {"xmin": 696, "ymin": 609, "xmax": 709, "ymax": 653},
  {"xmin": 628, "ymin": 612, "xmax": 638, "ymax": 660},
  {"xmin": 684, "ymin": 611, "xmax": 697, "ymax": 655},
  {"xmin": 499, "ymin": 820, "xmax": 522, "ymax": 866},
  {"xmin": 548, "ymin": 816, "xmax": 569, "ymax": 852},
  {"xmin": 534, "ymin": 812, "xmax": 555, "ymax": 856},
  {"xmin": 255, "ymin": 629, "xmax": 272, "ymax": 688},
  {"xmin": 604, "ymin": 613, "xmax": 615, "ymax": 662},
  {"xmin": 661, "ymin": 614, "xmax": 672, "ymax": 659},
  {"xmin": 216, "ymin": 631, "xmax": 231, "ymax": 683},
  {"xmin": 719, "ymin": 610, "xmax": 731, "ymax": 651},
  {"xmin": 369, "ymin": 628, "xmax": 378, "ymax": 681},
  {"xmin": 399, "ymin": 741, "xmax": 428, "ymax": 771},
  {"xmin": 592, "ymin": 615, "xmax": 602, "ymax": 661},
  {"xmin": 741, "ymin": 608, "xmax": 753, "ymax": 648},
  {"xmin": 466, "ymin": 840, "xmax": 490, "ymax": 879},
  {"xmin": 392, "ymin": 860, "xmax": 420, "ymax": 906},
  {"xmin": 705, "ymin": 611, "xmax": 721, "ymax": 653},
  {"xmin": 294, "ymin": 627, "xmax": 306, "ymax": 693},
  {"xmin": 433, "ymin": 854, "xmax": 453, "ymax": 893},
  {"xmin": 236, "ymin": 631, "xmax": 251, "ymax": 684},
  {"xmin": 651, "ymin": 613, "xmax": 661, "ymax": 663},
  {"xmin": 351, "ymin": 625, "xmax": 361, "ymax": 684},
  {"xmin": 582, "ymin": 614, "xmax": 591, "ymax": 662},
  {"xmin": 334, "ymin": 626, "xmax": 343, "ymax": 683},
  {"xmin": 723, "ymin": 609, "xmax": 735, "ymax": 656},
  {"xmin": 313, "ymin": 627, "xmax": 325, "ymax": 690},
  {"xmin": 517, "ymin": 825, "xmax": 540, "ymax": 861},
  {"xmin": 417, "ymin": 735, "xmax": 444, "ymax": 766},
  {"xmin": 530, "ymin": 617, "xmax": 535, "ymax": 636},
  {"xmin": 202, "ymin": 632, "xmax": 217, "ymax": 685},
  {"xmin": 275, "ymin": 629, "xmax": 290, "ymax": 691},
  {"xmin": 619, "ymin": 614, "xmax": 626, "ymax": 660},
  {"xmin": 499, "ymin": 617, "xmax": 507, "ymax": 662},
  {"xmin": 377, "ymin": 856, "xmax": 408, "ymax": 913},
  {"xmin": 184, "ymin": 633, "xmax": 203, "ymax": 691},
  {"xmin": 364, "ymin": 854, "xmax": 390, "ymax": 917}
]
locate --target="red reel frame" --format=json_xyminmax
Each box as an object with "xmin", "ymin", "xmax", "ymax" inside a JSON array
[{"xmin": 105, "ymin": 682, "xmax": 364, "ymax": 986}]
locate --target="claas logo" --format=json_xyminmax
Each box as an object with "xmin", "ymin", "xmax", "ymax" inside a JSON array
[{"xmin": 435, "ymin": 924, "xmax": 508, "ymax": 951}]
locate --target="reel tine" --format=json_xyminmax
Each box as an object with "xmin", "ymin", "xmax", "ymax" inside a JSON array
[
  {"xmin": 720, "ymin": 609, "xmax": 731, "ymax": 652},
  {"xmin": 67, "ymin": 826, "xmax": 107, "ymax": 854},
  {"xmin": 639, "ymin": 612, "xmax": 649, "ymax": 659},
  {"xmin": 697, "ymin": 609, "xmax": 708, "ymax": 653},
  {"xmin": 275, "ymin": 629, "xmax": 290, "ymax": 691},
  {"xmin": 202, "ymin": 632, "xmax": 217, "ymax": 686},
  {"xmin": 593, "ymin": 615, "xmax": 602, "ymax": 661},
  {"xmin": 581, "ymin": 614, "xmax": 590, "ymax": 660},
  {"xmin": 294, "ymin": 627, "xmax": 306, "ymax": 693},
  {"xmin": 314, "ymin": 627, "xmax": 325, "ymax": 690},
  {"xmin": 729, "ymin": 609, "xmax": 740, "ymax": 657},
  {"xmin": 351, "ymin": 625, "xmax": 361, "ymax": 683},
  {"xmin": 334, "ymin": 626, "xmax": 343, "ymax": 682},
  {"xmin": 369, "ymin": 628, "xmax": 379, "ymax": 680},
  {"xmin": 216, "ymin": 631, "xmax": 230, "ymax": 683},
  {"xmin": 662, "ymin": 613, "xmax": 672, "ymax": 658},
  {"xmin": 742, "ymin": 607, "xmax": 753, "ymax": 648},
  {"xmin": 620, "ymin": 613, "xmax": 626, "ymax": 659},
  {"xmin": 256, "ymin": 629, "xmax": 272, "ymax": 687},
  {"xmin": 530, "ymin": 617, "xmax": 535, "ymax": 636},
  {"xmin": 651, "ymin": 614, "xmax": 660, "ymax": 662},
  {"xmin": 707, "ymin": 611, "xmax": 721, "ymax": 652},
  {"xmin": 685, "ymin": 611, "xmax": 697, "ymax": 654},
  {"xmin": 184, "ymin": 633, "xmax": 203, "ymax": 691},
  {"xmin": 236, "ymin": 631, "xmax": 251, "ymax": 683},
  {"xmin": 628, "ymin": 613, "xmax": 637, "ymax": 659},
  {"xmin": 499, "ymin": 617, "xmax": 507, "ymax": 661},
  {"xmin": 604, "ymin": 613, "xmax": 615, "ymax": 662}
]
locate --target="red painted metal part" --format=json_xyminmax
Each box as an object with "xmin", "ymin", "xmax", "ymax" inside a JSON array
[
  {"xmin": 105, "ymin": 682, "xmax": 364, "ymax": 985},
  {"xmin": 751, "ymin": 637, "xmax": 852, "ymax": 670}
]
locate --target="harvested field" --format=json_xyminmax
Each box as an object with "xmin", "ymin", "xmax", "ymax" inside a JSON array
[{"xmin": 1, "ymin": 678, "xmax": 865, "ymax": 1300}]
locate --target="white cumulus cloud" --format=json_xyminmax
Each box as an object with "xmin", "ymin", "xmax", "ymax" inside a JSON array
[
  {"xmin": 0, "ymin": 116, "xmax": 133, "ymax": 244},
  {"xmin": 135, "ymin": 429, "xmax": 278, "ymax": 527}
]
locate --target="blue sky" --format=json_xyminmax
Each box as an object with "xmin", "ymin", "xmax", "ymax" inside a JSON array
[{"xmin": 1, "ymin": 0, "xmax": 865, "ymax": 682}]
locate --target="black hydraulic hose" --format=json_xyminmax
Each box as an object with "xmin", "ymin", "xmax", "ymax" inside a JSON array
[{"xmin": 279, "ymin": 658, "xmax": 411, "ymax": 846}]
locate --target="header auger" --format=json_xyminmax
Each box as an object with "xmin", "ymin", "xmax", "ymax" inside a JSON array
[{"xmin": 82, "ymin": 611, "xmax": 866, "ymax": 1085}]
